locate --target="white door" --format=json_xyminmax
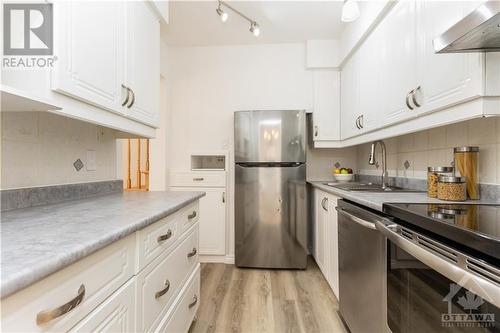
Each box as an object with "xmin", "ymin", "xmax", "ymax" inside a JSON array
[
  {"xmin": 69, "ymin": 280, "xmax": 135, "ymax": 333},
  {"xmin": 314, "ymin": 190, "xmax": 328, "ymax": 276},
  {"xmin": 126, "ymin": 1, "xmax": 160, "ymax": 127},
  {"xmin": 416, "ymin": 1, "xmax": 484, "ymax": 117},
  {"xmin": 312, "ymin": 70, "xmax": 341, "ymax": 141},
  {"xmin": 171, "ymin": 187, "xmax": 226, "ymax": 256},
  {"xmin": 52, "ymin": 1, "xmax": 126, "ymax": 114},
  {"xmin": 327, "ymin": 195, "xmax": 339, "ymax": 300},
  {"xmin": 340, "ymin": 53, "xmax": 361, "ymax": 140},
  {"xmin": 379, "ymin": 1, "xmax": 418, "ymax": 127}
]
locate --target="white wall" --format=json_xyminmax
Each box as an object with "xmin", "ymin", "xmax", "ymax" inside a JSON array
[
  {"xmin": 164, "ymin": 43, "xmax": 357, "ymax": 257},
  {"xmin": 1, "ymin": 112, "xmax": 117, "ymax": 189},
  {"xmin": 357, "ymin": 117, "xmax": 500, "ymax": 185}
]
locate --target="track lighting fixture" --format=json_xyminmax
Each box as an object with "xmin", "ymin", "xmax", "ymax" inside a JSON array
[
  {"xmin": 341, "ymin": 0, "xmax": 360, "ymax": 23},
  {"xmin": 216, "ymin": 1, "xmax": 261, "ymax": 37},
  {"xmin": 216, "ymin": 2, "xmax": 228, "ymax": 22},
  {"xmin": 250, "ymin": 22, "xmax": 260, "ymax": 37}
]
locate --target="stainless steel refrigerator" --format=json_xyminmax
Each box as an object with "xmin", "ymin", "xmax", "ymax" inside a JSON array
[{"xmin": 234, "ymin": 110, "xmax": 307, "ymax": 269}]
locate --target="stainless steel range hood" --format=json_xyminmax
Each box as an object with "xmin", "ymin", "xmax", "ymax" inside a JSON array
[{"xmin": 433, "ymin": 1, "xmax": 500, "ymax": 53}]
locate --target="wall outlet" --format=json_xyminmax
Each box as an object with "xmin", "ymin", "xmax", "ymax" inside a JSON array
[{"xmin": 86, "ymin": 150, "xmax": 97, "ymax": 171}]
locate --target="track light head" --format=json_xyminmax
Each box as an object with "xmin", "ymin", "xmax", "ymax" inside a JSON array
[
  {"xmin": 216, "ymin": 6, "xmax": 228, "ymax": 22},
  {"xmin": 250, "ymin": 22, "xmax": 260, "ymax": 37},
  {"xmin": 341, "ymin": 0, "xmax": 360, "ymax": 22}
]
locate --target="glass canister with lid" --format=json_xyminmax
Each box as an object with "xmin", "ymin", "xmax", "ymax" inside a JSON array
[
  {"xmin": 427, "ymin": 167, "xmax": 454, "ymax": 198},
  {"xmin": 437, "ymin": 176, "xmax": 467, "ymax": 201},
  {"xmin": 454, "ymin": 146, "xmax": 480, "ymax": 200}
]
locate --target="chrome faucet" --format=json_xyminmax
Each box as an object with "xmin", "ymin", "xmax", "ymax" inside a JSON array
[{"xmin": 368, "ymin": 140, "xmax": 389, "ymax": 190}]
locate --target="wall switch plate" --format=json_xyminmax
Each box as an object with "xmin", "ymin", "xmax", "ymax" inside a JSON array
[{"xmin": 86, "ymin": 150, "xmax": 96, "ymax": 171}]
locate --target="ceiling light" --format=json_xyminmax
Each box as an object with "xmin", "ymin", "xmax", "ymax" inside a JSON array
[
  {"xmin": 216, "ymin": 5, "xmax": 228, "ymax": 22},
  {"xmin": 216, "ymin": 1, "xmax": 261, "ymax": 37},
  {"xmin": 341, "ymin": 0, "xmax": 360, "ymax": 23},
  {"xmin": 250, "ymin": 22, "xmax": 260, "ymax": 37}
]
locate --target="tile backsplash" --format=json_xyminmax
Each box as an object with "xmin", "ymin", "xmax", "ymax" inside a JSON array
[
  {"xmin": 1, "ymin": 112, "xmax": 118, "ymax": 189},
  {"xmin": 357, "ymin": 117, "xmax": 500, "ymax": 185}
]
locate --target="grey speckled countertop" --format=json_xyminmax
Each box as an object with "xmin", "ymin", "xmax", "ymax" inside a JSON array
[
  {"xmin": 1, "ymin": 191, "xmax": 205, "ymax": 299},
  {"xmin": 309, "ymin": 181, "xmax": 500, "ymax": 212}
]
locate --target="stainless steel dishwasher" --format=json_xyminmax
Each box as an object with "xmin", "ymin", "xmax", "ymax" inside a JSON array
[{"xmin": 336, "ymin": 199, "xmax": 391, "ymax": 333}]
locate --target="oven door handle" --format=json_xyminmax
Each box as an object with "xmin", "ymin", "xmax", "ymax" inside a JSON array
[{"xmin": 375, "ymin": 220, "xmax": 500, "ymax": 308}]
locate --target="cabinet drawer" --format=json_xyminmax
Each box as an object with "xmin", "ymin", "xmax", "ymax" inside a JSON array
[
  {"xmin": 137, "ymin": 212, "xmax": 180, "ymax": 271},
  {"xmin": 179, "ymin": 202, "xmax": 199, "ymax": 236},
  {"xmin": 156, "ymin": 264, "xmax": 200, "ymax": 333},
  {"xmin": 69, "ymin": 279, "xmax": 136, "ymax": 333},
  {"xmin": 1, "ymin": 235, "xmax": 136, "ymax": 332},
  {"xmin": 170, "ymin": 171, "xmax": 226, "ymax": 187},
  {"xmin": 136, "ymin": 227, "xmax": 199, "ymax": 332}
]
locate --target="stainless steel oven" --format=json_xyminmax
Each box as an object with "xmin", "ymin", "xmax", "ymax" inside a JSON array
[{"xmin": 376, "ymin": 220, "xmax": 500, "ymax": 333}]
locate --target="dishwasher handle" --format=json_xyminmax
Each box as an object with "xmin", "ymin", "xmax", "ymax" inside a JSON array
[
  {"xmin": 336, "ymin": 207, "xmax": 380, "ymax": 230},
  {"xmin": 375, "ymin": 220, "xmax": 500, "ymax": 308}
]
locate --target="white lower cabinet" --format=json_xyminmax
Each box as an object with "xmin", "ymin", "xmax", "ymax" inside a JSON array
[
  {"xmin": 312, "ymin": 189, "xmax": 340, "ymax": 300},
  {"xmin": 1, "ymin": 201, "xmax": 201, "ymax": 333},
  {"xmin": 69, "ymin": 279, "xmax": 136, "ymax": 333}
]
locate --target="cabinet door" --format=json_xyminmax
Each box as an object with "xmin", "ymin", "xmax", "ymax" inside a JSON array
[
  {"xmin": 340, "ymin": 54, "xmax": 361, "ymax": 140},
  {"xmin": 68, "ymin": 280, "xmax": 135, "ymax": 333},
  {"xmin": 312, "ymin": 70, "xmax": 341, "ymax": 141},
  {"xmin": 126, "ymin": 1, "xmax": 160, "ymax": 127},
  {"xmin": 327, "ymin": 195, "xmax": 339, "ymax": 300},
  {"xmin": 416, "ymin": 1, "xmax": 484, "ymax": 116},
  {"xmin": 171, "ymin": 187, "xmax": 226, "ymax": 256},
  {"xmin": 52, "ymin": 1, "xmax": 126, "ymax": 114},
  {"xmin": 314, "ymin": 190, "xmax": 328, "ymax": 276},
  {"xmin": 378, "ymin": 1, "xmax": 418, "ymax": 127}
]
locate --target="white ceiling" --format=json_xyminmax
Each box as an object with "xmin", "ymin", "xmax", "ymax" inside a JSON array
[{"xmin": 162, "ymin": 1, "xmax": 347, "ymax": 46}]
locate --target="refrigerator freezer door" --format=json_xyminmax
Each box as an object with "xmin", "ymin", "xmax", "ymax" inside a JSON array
[
  {"xmin": 235, "ymin": 163, "xmax": 307, "ymax": 269},
  {"xmin": 234, "ymin": 110, "xmax": 306, "ymax": 163}
]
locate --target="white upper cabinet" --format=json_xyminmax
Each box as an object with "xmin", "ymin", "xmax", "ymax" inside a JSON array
[
  {"xmin": 415, "ymin": 1, "xmax": 484, "ymax": 117},
  {"xmin": 378, "ymin": 1, "xmax": 418, "ymax": 127},
  {"xmin": 126, "ymin": 1, "xmax": 160, "ymax": 126},
  {"xmin": 312, "ymin": 70, "xmax": 341, "ymax": 142},
  {"xmin": 340, "ymin": 53, "xmax": 360, "ymax": 140},
  {"xmin": 52, "ymin": 1, "xmax": 126, "ymax": 114},
  {"xmin": 52, "ymin": 1, "xmax": 160, "ymax": 130}
]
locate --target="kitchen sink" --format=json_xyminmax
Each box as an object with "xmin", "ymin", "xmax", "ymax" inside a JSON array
[{"xmin": 324, "ymin": 182, "xmax": 424, "ymax": 193}]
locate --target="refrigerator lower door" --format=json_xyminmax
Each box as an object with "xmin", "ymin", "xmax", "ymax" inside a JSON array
[{"xmin": 235, "ymin": 163, "xmax": 307, "ymax": 269}]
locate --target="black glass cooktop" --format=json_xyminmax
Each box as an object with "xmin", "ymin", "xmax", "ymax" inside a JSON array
[{"xmin": 383, "ymin": 203, "xmax": 500, "ymax": 262}]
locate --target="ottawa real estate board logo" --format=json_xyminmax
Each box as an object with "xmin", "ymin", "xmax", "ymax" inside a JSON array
[{"xmin": 3, "ymin": 3, "xmax": 56, "ymax": 68}]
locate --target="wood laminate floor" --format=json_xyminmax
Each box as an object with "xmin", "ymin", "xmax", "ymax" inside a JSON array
[{"xmin": 189, "ymin": 257, "xmax": 348, "ymax": 333}]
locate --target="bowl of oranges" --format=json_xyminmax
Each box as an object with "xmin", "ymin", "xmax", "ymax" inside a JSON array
[{"xmin": 333, "ymin": 167, "xmax": 354, "ymax": 183}]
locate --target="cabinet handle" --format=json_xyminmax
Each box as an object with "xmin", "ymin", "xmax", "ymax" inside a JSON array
[
  {"xmin": 412, "ymin": 86, "xmax": 422, "ymax": 108},
  {"xmin": 321, "ymin": 197, "xmax": 328, "ymax": 211},
  {"xmin": 127, "ymin": 88, "xmax": 135, "ymax": 108},
  {"xmin": 187, "ymin": 247, "xmax": 197, "ymax": 258},
  {"xmin": 406, "ymin": 90, "xmax": 415, "ymax": 110},
  {"xmin": 121, "ymin": 84, "xmax": 130, "ymax": 107},
  {"xmin": 36, "ymin": 285, "xmax": 85, "ymax": 325},
  {"xmin": 188, "ymin": 295, "xmax": 198, "ymax": 309},
  {"xmin": 193, "ymin": 177, "xmax": 204, "ymax": 181},
  {"xmin": 155, "ymin": 280, "xmax": 171, "ymax": 299},
  {"xmin": 188, "ymin": 211, "xmax": 197, "ymax": 220},
  {"xmin": 359, "ymin": 115, "xmax": 364, "ymax": 129},
  {"xmin": 222, "ymin": 192, "xmax": 226, "ymax": 203},
  {"xmin": 157, "ymin": 229, "xmax": 173, "ymax": 243},
  {"xmin": 355, "ymin": 116, "xmax": 360, "ymax": 129},
  {"xmin": 314, "ymin": 126, "xmax": 318, "ymax": 137}
]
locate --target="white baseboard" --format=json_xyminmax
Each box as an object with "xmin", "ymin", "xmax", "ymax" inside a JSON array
[{"xmin": 199, "ymin": 254, "xmax": 235, "ymax": 264}]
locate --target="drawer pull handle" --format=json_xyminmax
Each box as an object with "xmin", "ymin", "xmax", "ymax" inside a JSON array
[
  {"xmin": 157, "ymin": 229, "xmax": 173, "ymax": 243},
  {"xmin": 36, "ymin": 284, "xmax": 85, "ymax": 325},
  {"xmin": 188, "ymin": 211, "xmax": 197, "ymax": 220},
  {"xmin": 155, "ymin": 280, "xmax": 171, "ymax": 299},
  {"xmin": 193, "ymin": 177, "xmax": 204, "ymax": 181},
  {"xmin": 187, "ymin": 248, "xmax": 197, "ymax": 258},
  {"xmin": 188, "ymin": 295, "xmax": 198, "ymax": 309}
]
